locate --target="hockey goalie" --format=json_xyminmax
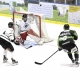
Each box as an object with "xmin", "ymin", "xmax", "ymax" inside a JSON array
[{"xmin": 14, "ymin": 13, "xmax": 53, "ymax": 47}]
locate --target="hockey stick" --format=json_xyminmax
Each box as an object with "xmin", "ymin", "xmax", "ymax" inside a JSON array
[{"xmin": 35, "ymin": 50, "xmax": 59, "ymax": 65}]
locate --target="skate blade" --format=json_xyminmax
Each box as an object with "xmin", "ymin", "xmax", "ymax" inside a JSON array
[
  {"xmin": 3, "ymin": 61, "xmax": 7, "ymax": 63},
  {"xmin": 12, "ymin": 63, "xmax": 18, "ymax": 66},
  {"xmin": 2, "ymin": 61, "xmax": 18, "ymax": 66},
  {"xmin": 3, "ymin": 60, "xmax": 8, "ymax": 63},
  {"xmin": 61, "ymin": 63, "xmax": 79, "ymax": 67}
]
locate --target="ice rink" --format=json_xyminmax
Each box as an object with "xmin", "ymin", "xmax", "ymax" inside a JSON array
[{"xmin": 0, "ymin": 16, "xmax": 80, "ymax": 80}]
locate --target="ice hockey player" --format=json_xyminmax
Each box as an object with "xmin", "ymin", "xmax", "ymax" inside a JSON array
[
  {"xmin": 58, "ymin": 24, "xmax": 79, "ymax": 65},
  {"xmin": 14, "ymin": 14, "xmax": 44, "ymax": 45},
  {"xmin": 0, "ymin": 22, "xmax": 18, "ymax": 65}
]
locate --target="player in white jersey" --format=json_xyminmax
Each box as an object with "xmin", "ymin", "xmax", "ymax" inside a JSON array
[
  {"xmin": 14, "ymin": 14, "xmax": 44, "ymax": 45},
  {"xmin": 0, "ymin": 22, "xmax": 18, "ymax": 64}
]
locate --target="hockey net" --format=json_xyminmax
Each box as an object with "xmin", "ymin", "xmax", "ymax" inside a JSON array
[{"xmin": 12, "ymin": 11, "xmax": 53, "ymax": 43}]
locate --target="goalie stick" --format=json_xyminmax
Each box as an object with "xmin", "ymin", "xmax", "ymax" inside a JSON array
[{"xmin": 35, "ymin": 50, "xmax": 59, "ymax": 65}]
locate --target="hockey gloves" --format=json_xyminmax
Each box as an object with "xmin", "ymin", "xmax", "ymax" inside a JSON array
[
  {"xmin": 58, "ymin": 47, "xmax": 62, "ymax": 51},
  {"xmin": 14, "ymin": 39, "xmax": 20, "ymax": 45}
]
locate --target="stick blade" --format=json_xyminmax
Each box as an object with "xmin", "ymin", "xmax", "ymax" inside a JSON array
[{"xmin": 35, "ymin": 61, "xmax": 43, "ymax": 65}]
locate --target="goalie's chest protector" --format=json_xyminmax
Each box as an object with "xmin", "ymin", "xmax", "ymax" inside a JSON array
[{"xmin": 19, "ymin": 20, "xmax": 31, "ymax": 32}]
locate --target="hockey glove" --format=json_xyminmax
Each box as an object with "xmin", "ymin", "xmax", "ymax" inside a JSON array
[
  {"xmin": 11, "ymin": 40, "xmax": 14, "ymax": 42},
  {"xmin": 58, "ymin": 48, "xmax": 62, "ymax": 51},
  {"xmin": 14, "ymin": 39, "xmax": 20, "ymax": 45}
]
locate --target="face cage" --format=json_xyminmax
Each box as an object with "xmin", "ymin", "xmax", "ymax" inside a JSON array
[{"xmin": 22, "ymin": 17, "xmax": 27, "ymax": 22}]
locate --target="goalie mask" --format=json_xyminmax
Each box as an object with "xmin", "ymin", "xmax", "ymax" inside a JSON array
[
  {"xmin": 22, "ymin": 14, "xmax": 27, "ymax": 22},
  {"xmin": 64, "ymin": 24, "xmax": 70, "ymax": 30},
  {"xmin": 8, "ymin": 22, "xmax": 14, "ymax": 28}
]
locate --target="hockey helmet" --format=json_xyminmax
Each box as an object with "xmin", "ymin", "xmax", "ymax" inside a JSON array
[
  {"xmin": 22, "ymin": 14, "xmax": 27, "ymax": 22},
  {"xmin": 22, "ymin": 14, "xmax": 27, "ymax": 18},
  {"xmin": 8, "ymin": 22, "xmax": 14, "ymax": 28},
  {"xmin": 64, "ymin": 24, "xmax": 70, "ymax": 30}
]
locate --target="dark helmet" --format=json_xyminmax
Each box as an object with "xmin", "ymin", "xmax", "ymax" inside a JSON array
[
  {"xmin": 8, "ymin": 22, "xmax": 14, "ymax": 28},
  {"xmin": 22, "ymin": 14, "xmax": 27, "ymax": 18},
  {"xmin": 64, "ymin": 24, "xmax": 70, "ymax": 30},
  {"xmin": 22, "ymin": 14, "xmax": 27, "ymax": 22}
]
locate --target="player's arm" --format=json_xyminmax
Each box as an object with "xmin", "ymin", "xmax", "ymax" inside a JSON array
[
  {"xmin": 70, "ymin": 30, "xmax": 78, "ymax": 40},
  {"xmin": 14, "ymin": 22, "xmax": 21, "ymax": 45},
  {"xmin": 57, "ymin": 33, "xmax": 62, "ymax": 51},
  {"xmin": 15, "ymin": 22, "xmax": 21, "ymax": 37},
  {"xmin": 4, "ymin": 28, "xmax": 15, "ymax": 42},
  {"xmin": 9, "ymin": 30, "xmax": 15, "ymax": 41}
]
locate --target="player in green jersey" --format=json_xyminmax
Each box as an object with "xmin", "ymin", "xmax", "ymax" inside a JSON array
[{"xmin": 58, "ymin": 24, "xmax": 79, "ymax": 65}]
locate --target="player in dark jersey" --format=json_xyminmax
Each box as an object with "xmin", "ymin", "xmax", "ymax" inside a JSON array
[
  {"xmin": 0, "ymin": 22, "xmax": 18, "ymax": 65},
  {"xmin": 58, "ymin": 24, "xmax": 79, "ymax": 65}
]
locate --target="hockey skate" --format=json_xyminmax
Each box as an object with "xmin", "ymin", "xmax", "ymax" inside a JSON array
[
  {"xmin": 71, "ymin": 58, "xmax": 79, "ymax": 67},
  {"xmin": 75, "ymin": 60, "xmax": 79, "ymax": 66},
  {"xmin": 3, "ymin": 55, "xmax": 8, "ymax": 63},
  {"xmin": 71, "ymin": 59, "xmax": 75, "ymax": 63},
  {"xmin": 75, "ymin": 61, "xmax": 79, "ymax": 65},
  {"xmin": 11, "ymin": 58, "xmax": 18, "ymax": 65},
  {"xmin": 75, "ymin": 58, "xmax": 79, "ymax": 65}
]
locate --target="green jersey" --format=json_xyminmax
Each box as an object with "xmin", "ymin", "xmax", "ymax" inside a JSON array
[{"xmin": 58, "ymin": 30, "xmax": 78, "ymax": 48}]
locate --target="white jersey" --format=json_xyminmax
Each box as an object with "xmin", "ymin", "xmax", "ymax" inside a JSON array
[
  {"xmin": 16, "ymin": 20, "xmax": 31, "ymax": 34},
  {"xmin": 0, "ymin": 28, "xmax": 14, "ymax": 42}
]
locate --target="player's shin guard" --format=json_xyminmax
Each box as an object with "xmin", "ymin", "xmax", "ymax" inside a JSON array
[
  {"xmin": 74, "ymin": 53, "xmax": 79, "ymax": 62},
  {"xmin": 68, "ymin": 53, "xmax": 74, "ymax": 63}
]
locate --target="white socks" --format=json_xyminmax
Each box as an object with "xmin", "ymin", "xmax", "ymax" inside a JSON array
[
  {"xmin": 3, "ymin": 50, "xmax": 7, "ymax": 57},
  {"xmin": 10, "ymin": 52, "xmax": 14, "ymax": 59},
  {"xmin": 3, "ymin": 50, "xmax": 14, "ymax": 59}
]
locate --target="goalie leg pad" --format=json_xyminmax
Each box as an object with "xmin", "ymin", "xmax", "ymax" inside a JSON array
[
  {"xmin": 27, "ymin": 29, "xmax": 40, "ymax": 38},
  {"xmin": 28, "ymin": 34, "xmax": 43, "ymax": 45}
]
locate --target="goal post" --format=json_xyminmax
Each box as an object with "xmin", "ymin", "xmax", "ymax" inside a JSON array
[{"xmin": 12, "ymin": 11, "xmax": 53, "ymax": 43}]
